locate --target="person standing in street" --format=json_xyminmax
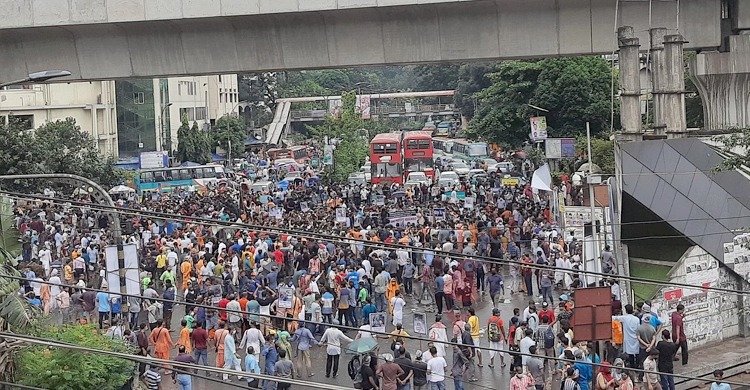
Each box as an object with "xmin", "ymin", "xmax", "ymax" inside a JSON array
[
  {"xmin": 289, "ymin": 322, "xmax": 320, "ymax": 378},
  {"xmin": 377, "ymin": 353, "xmax": 405, "ymax": 390},
  {"xmin": 526, "ymin": 346, "xmax": 545, "ymax": 390},
  {"xmin": 190, "ymin": 321, "xmax": 210, "ymax": 376},
  {"xmin": 274, "ymin": 349, "xmax": 295, "ymax": 390},
  {"xmin": 467, "ymin": 308, "xmax": 483, "ymax": 368},
  {"xmin": 173, "ymin": 345, "xmax": 195, "ymax": 390},
  {"xmin": 319, "ymin": 325, "xmax": 353, "ymax": 378},
  {"xmin": 656, "ymin": 330, "xmax": 677, "ymax": 390},
  {"xmin": 644, "ymin": 349, "xmax": 662, "ymax": 390},
  {"xmin": 149, "ymin": 319, "xmax": 174, "ymax": 361},
  {"xmin": 451, "ymin": 341, "xmax": 469, "ymax": 390},
  {"xmin": 671, "ymin": 304, "xmax": 688, "ymax": 365},
  {"xmin": 223, "ymin": 327, "xmax": 243, "ymax": 382},
  {"xmin": 426, "ymin": 345, "xmax": 447, "ymax": 390},
  {"xmin": 245, "ymin": 346, "xmax": 262, "ymax": 388},
  {"xmin": 95, "ymin": 285, "xmax": 110, "ymax": 330},
  {"xmin": 509, "ymin": 366, "xmax": 536, "ymax": 390}
]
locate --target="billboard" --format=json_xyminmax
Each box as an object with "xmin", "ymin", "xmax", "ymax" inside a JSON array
[
  {"xmin": 545, "ymin": 138, "xmax": 576, "ymax": 159},
  {"xmin": 357, "ymin": 95, "xmax": 372, "ymax": 120},
  {"xmin": 139, "ymin": 151, "xmax": 169, "ymax": 169},
  {"xmin": 529, "ymin": 116, "xmax": 548, "ymax": 140}
]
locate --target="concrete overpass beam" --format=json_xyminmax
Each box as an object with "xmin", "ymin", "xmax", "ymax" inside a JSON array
[{"xmin": 691, "ymin": 34, "xmax": 750, "ymax": 130}]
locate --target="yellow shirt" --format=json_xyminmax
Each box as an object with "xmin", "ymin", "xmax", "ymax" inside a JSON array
[
  {"xmin": 468, "ymin": 315, "xmax": 480, "ymax": 338},
  {"xmin": 156, "ymin": 254, "xmax": 167, "ymax": 268}
]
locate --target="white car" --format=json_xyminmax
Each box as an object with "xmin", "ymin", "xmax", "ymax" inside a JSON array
[
  {"xmin": 348, "ymin": 172, "xmax": 367, "ymax": 186},
  {"xmin": 496, "ymin": 162, "xmax": 515, "ymax": 173},
  {"xmin": 468, "ymin": 169, "xmax": 487, "ymax": 178},
  {"xmin": 406, "ymin": 172, "xmax": 431, "ymax": 186},
  {"xmin": 450, "ymin": 161, "xmax": 471, "ymax": 176}
]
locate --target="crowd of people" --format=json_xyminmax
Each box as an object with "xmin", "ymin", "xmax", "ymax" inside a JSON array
[{"xmin": 10, "ymin": 148, "xmax": 699, "ymax": 390}]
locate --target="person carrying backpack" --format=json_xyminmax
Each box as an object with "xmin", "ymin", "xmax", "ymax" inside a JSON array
[
  {"xmin": 534, "ymin": 313, "xmax": 556, "ymax": 380},
  {"xmin": 487, "ymin": 308, "xmax": 507, "ymax": 369}
]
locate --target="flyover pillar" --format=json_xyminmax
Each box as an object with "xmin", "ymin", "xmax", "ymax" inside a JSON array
[
  {"xmin": 649, "ymin": 28, "xmax": 668, "ymax": 136},
  {"xmin": 617, "ymin": 26, "xmax": 643, "ymax": 142},
  {"xmin": 664, "ymin": 34, "xmax": 687, "ymax": 139},
  {"xmin": 691, "ymin": 34, "xmax": 750, "ymax": 130}
]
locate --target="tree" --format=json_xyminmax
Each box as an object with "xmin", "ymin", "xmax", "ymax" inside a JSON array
[
  {"xmin": 176, "ymin": 116, "xmax": 211, "ymax": 164},
  {"xmin": 469, "ymin": 57, "xmax": 617, "ymax": 147},
  {"xmin": 413, "ymin": 64, "xmax": 460, "ymax": 91},
  {"xmin": 15, "ymin": 325, "xmax": 135, "ymax": 390},
  {"xmin": 309, "ymin": 91, "xmax": 371, "ymax": 181},
  {"xmin": 0, "ymin": 117, "xmax": 122, "ymax": 190},
  {"xmin": 575, "ymin": 135, "xmax": 616, "ymax": 175},
  {"xmin": 712, "ymin": 129, "xmax": 750, "ymax": 171},
  {"xmin": 212, "ymin": 115, "xmax": 247, "ymax": 157},
  {"xmin": 454, "ymin": 63, "xmax": 493, "ymax": 119}
]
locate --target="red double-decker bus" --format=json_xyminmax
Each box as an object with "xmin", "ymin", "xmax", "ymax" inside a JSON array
[
  {"xmin": 289, "ymin": 145, "xmax": 310, "ymax": 165},
  {"xmin": 267, "ymin": 147, "xmax": 291, "ymax": 160},
  {"xmin": 370, "ymin": 132, "xmax": 403, "ymax": 185},
  {"xmin": 402, "ymin": 131, "xmax": 435, "ymax": 181}
]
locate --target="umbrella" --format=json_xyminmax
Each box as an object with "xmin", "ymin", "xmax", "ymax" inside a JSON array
[
  {"xmin": 109, "ymin": 185, "xmax": 135, "ymax": 194},
  {"xmin": 277, "ymin": 180, "xmax": 289, "ymax": 190},
  {"xmin": 345, "ymin": 338, "xmax": 378, "ymax": 354}
]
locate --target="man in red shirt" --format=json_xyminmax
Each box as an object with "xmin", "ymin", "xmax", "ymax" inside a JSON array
[
  {"xmin": 218, "ymin": 294, "xmax": 230, "ymax": 322},
  {"xmin": 521, "ymin": 255, "xmax": 535, "ymax": 297},
  {"xmin": 190, "ymin": 321, "xmax": 210, "ymax": 375},
  {"xmin": 671, "ymin": 304, "xmax": 688, "ymax": 365},
  {"xmin": 487, "ymin": 308, "xmax": 507, "ymax": 369},
  {"xmin": 538, "ymin": 301, "xmax": 556, "ymax": 324},
  {"xmin": 274, "ymin": 248, "xmax": 284, "ymax": 265}
]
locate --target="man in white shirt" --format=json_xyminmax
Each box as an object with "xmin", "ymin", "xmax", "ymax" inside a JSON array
[
  {"xmin": 390, "ymin": 290, "xmax": 406, "ymax": 327},
  {"xmin": 425, "ymin": 345, "xmax": 447, "ymax": 388},
  {"xmin": 167, "ymin": 249, "xmax": 178, "ymax": 270},
  {"xmin": 39, "ymin": 246, "xmax": 52, "ymax": 277},
  {"xmin": 319, "ymin": 326, "xmax": 353, "ymax": 378},
  {"xmin": 239, "ymin": 322, "xmax": 265, "ymax": 361}
]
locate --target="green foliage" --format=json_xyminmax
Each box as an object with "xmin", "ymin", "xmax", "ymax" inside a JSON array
[
  {"xmin": 454, "ymin": 63, "xmax": 493, "ymax": 118},
  {"xmin": 175, "ymin": 116, "xmax": 212, "ymax": 164},
  {"xmin": 212, "ymin": 115, "xmax": 247, "ymax": 157},
  {"xmin": 15, "ymin": 325, "xmax": 135, "ymax": 390},
  {"xmin": 413, "ymin": 64, "xmax": 461, "ymax": 91},
  {"xmin": 712, "ymin": 129, "xmax": 750, "ymax": 171},
  {"xmin": 575, "ymin": 135, "xmax": 615, "ymax": 175},
  {"xmin": 469, "ymin": 57, "xmax": 617, "ymax": 147},
  {"xmin": 308, "ymin": 91, "xmax": 372, "ymax": 181},
  {"xmin": 0, "ymin": 117, "xmax": 122, "ymax": 189}
]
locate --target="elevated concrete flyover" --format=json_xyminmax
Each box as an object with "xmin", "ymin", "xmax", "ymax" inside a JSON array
[{"xmin": 0, "ymin": 0, "xmax": 722, "ymax": 81}]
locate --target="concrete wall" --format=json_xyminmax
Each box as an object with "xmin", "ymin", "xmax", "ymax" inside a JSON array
[
  {"xmin": 0, "ymin": 0, "xmax": 722, "ymax": 82},
  {"xmin": 650, "ymin": 246, "xmax": 749, "ymax": 349}
]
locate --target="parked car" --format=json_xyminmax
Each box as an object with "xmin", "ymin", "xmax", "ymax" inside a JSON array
[
  {"xmin": 449, "ymin": 161, "xmax": 471, "ymax": 176},
  {"xmin": 405, "ymin": 172, "xmax": 431, "ymax": 187}
]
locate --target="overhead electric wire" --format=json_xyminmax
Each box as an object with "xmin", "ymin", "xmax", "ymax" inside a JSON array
[
  {"xmin": 0, "ymin": 332, "xmax": 355, "ymax": 390},
  {"xmin": 4, "ymin": 191, "xmax": 750, "ymax": 297},
  {"xmin": 1, "ymin": 314, "xmax": 747, "ymax": 388},
  {"xmin": 3, "ymin": 270, "xmax": 748, "ymax": 389}
]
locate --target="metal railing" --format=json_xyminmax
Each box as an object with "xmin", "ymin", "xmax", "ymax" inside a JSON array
[{"xmin": 289, "ymin": 104, "xmax": 459, "ymax": 121}]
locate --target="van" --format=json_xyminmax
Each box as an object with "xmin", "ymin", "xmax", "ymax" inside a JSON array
[{"xmin": 251, "ymin": 180, "xmax": 275, "ymax": 193}]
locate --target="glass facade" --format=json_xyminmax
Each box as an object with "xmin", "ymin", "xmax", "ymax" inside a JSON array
[{"xmin": 116, "ymin": 79, "xmax": 157, "ymax": 158}]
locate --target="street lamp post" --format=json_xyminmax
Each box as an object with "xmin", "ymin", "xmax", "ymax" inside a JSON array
[
  {"xmin": 0, "ymin": 70, "xmax": 72, "ymax": 89},
  {"xmin": 161, "ymin": 102, "xmax": 173, "ymax": 153}
]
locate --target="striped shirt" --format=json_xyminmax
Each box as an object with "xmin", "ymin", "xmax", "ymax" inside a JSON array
[
  {"xmin": 144, "ymin": 369, "xmax": 161, "ymax": 390},
  {"xmin": 509, "ymin": 374, "xmax": 535, "ymax": 390}
]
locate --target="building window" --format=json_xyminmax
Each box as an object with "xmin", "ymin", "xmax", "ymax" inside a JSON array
[
  {"xmin": 132, "ymin": 92, "xmax": 145, "ymax": 104},
  {"xmin": 13, "ymin": 114, "xmax": 34, "ymax": 130},
  {"xmin": 178, "ymin": 81, "xmax": 196, "ymax": 96},
  {"xmin": 195, "ymin": 107, "xmax": 207, "ymax": 120},
  {"xmin": 179, "ymin": 107, "xmax": 195, "ymax": 121}
]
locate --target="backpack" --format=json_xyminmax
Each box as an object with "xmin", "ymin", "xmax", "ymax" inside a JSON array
[
  {"xmin": 348, "ymin": 355, "xmax": 363, "ymax": 388},
  {"xmin": 488, "ymin": 319, "xmax": 502, "ymax": 342},
  {"xmin": 463, "ymin": 260, "xmax": 475, "ymax": 273},
  {"xmin": 544, "ymin": 326, "xmax": 555, "ymax": 349}
]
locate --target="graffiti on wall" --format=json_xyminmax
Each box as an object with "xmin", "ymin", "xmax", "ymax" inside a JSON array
[{"xmin": 651, "ymin": 247, "xmax": 740, "ymax": 348}]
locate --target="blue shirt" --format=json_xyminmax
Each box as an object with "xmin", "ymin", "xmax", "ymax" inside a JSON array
[
  {"xmin": 262, "ymin": 344, "xmax": 278, "ymax": 373},
  {"xmin": 435, "ymin": 276, "xmax": 445, "ymax": 292},
  {"xmin": 574, "ymin": 360, "xmax": 593, "ymax": 390},
  {"xmin": 96, "ymin": 292, "xmax": 111, "ymax": 312},
  {"xmin": 346, "ymin": 272, "xmax": 360, "ymax": 286},
  {"xmin": 245, "ymin": 354, "xmax": 261, "ymax": 384},
  {"xmin": 362, "ymin": 304, "xmax": 377, "ymax": 323},
  {"xmin": 289, "ymin": 327, "xmax": 319, "ymax": 351}
]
